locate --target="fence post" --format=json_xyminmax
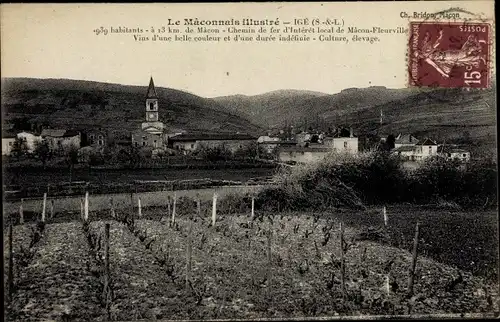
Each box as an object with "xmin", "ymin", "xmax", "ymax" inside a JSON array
[
  {"xmin": 408, "ymin": 222, "xmax": 420, "ymax": 296},
  {"xmin": 167, "ymin": 195, "xmax": 171, "ymax": 219},
  {"xmin": 41, "ymin": 192, "xmax": 47, "ymax": 222},
  {"xmin": 267, "ymin": 222, "xmax": 272, "ymax": 268},
  {"xmin": 171, "ymin": 193, "xmax": 177, "ymax": 226},
  {"xmin": 8, "ymin": 223, "xmax": 14, "ymax": 304},
  {"xmin": 19, "ymin": 198, "xmax": 24, "ymax": 225},
  {"xmin": 110, "ymin": 197, "xmax": 115, "ymax": 218},
  {"xmin": 196, "ymin": 197, "xmax": 201, "ymax": 217},
  {"xmin": 130, "ymin": 192, "xmax": 134, "ymax": 214},
  {"xmin": 407, "ymin": 222, "xmax": 420, "ymax": 297},
  {"xmin": 212, "ymin": 192, "xmax": 217, "ymax": 227},
  {"xmin": 84, "ymin": 191, "xmax": 89, "ymax": 222},
  {"xmin": 340, "ymin": 220, "xmax": 347, "ymax": 301},
  {"xmin": 251, "ymin": 196, "xmax": 255, "ymax": 219},
  {"xmin": 186, "ymin": 217, "xmax": 193, "ymax": 289},
  {"xmin": 383, "ymin": 206, "xmax": 388, "ymax": 227},
  {"xmin": 50, "ymin": 200, "xmax": 55, "ymax": 220},
  {"xmin": 138, "ymin": 197, "xmax": 142, "ymax": 218},
  {"xmin": 80, "ymin": 198, "xmax": 84, "ymax": 220},
  {"xmin": 103, "ymin": 223, "xmax": 110, "ymax": 308}
]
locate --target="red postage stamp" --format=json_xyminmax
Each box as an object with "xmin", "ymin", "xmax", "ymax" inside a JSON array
[{"xmin": 408, "ymin": 21, "xmax": 492, "ymax": 88}]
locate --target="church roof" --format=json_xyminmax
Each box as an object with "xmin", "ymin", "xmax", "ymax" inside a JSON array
[{"xmin": 146, "ymin": 77, "xmax": 158, "ymax": 99}]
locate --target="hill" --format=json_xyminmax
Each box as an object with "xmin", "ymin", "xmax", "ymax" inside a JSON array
[
  {"xmin": 211, "ymin": 87, "xmax": 422, "ymax": 129},
  {"xmin": 212, "ymin": 85, "xmax": 496, "ymax": 157},
  {"xmin": 1, "ymin": 78, "xmax": 264, "ymax": 140}
]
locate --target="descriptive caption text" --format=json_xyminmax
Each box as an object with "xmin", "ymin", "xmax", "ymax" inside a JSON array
[{"xmin": 93, "ymin": 18, "xmax": 411, "ymax": 44}]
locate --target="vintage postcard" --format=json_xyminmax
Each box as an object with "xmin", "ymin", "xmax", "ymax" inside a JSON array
[{"xmin": 1, "ymin": 1, "xmax": 497, "ymax": 321}]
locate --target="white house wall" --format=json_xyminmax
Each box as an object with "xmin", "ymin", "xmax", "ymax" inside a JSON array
[
  {"xmin": 326, "ymin": 137, "xmax": 358, "ymax": 154},
  {"xmin": 2, "ymin": 138, "xmax": 16, "ymax": 155}
]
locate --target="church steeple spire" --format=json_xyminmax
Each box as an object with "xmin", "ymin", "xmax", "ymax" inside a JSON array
[
  {"xmin": 146, "ymin": 76, "xmax": 158, "ymax": 99},
  {"xmin": 145, "ymin": 77, "xmax": 159, "ymax": 122}
]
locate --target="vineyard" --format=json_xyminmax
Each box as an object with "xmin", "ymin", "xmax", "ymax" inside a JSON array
[{"xmin": 3, "ymin": 194, "xmax": 499, "ymax": 321}]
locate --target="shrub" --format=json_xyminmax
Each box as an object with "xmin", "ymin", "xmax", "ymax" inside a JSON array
[
  {"xmin": 255, "ymin": 150, "xmax": 497, "ymax": 210},
  {"xmin": 195, "ymin": 144, "xmax": 233, "ymax": 162}
]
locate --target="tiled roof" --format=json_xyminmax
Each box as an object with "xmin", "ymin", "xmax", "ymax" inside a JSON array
[
  {"xmin": 395, "ymin": 134, "xmax": 419, "ymax": 144},
  {"xmin": 393, "ymin": 146, "xmax": 416, "ymax": 152},
  {"xmin": 41, "ymin": 129, "xmax": 66, "ymax": 137},
  {"xmin": 41, "ymin": 129, "xmax": 80, "ymax": 138},
  {"xmin": 169, "ymin": 133, "xmax": 257, "ymax": 142},
  {"xmin": 438, "ymin": 146, "xmax": 469, "ymax": 153},
  {"xmin": 416, "ymin": 138, "xmax": 437, "ymax": 146},
  {"xmin": 280, "ymin": 146, "xmax": 331, "ymax": 153},
  {"xmin": 2, "ymin": 130, "xmax": 17, "ymax": 139}
]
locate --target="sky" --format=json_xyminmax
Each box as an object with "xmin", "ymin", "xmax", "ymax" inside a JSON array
[{"xmin": 1, "ymin": 2, "xmax": 494, "ymax": 98}]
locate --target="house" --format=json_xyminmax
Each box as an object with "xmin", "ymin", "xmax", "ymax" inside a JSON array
[
  {"xmin": 17, "ymin": 131, "xmax": 42, "ymax": 153},
  {"xmin": 438, "ymin": 146, "xmax": 471, "ymax": 162},
  {"xmin": 278, "ymin": 146, "xmax": 330, "ymax": 164},
  {"xmin": 40, "ymin": 129, "xmax": 81, "ymax": 151},
  {"xmin": 257, "ymin": 135, "xmax": 280, "ymax": 154},
  {"xmin": 392, "ymin": 137, "xmax": 438, "ymax": 161},
  {"xmin": 413, "ymin": 138, "xmax": 438, "ymax": 160},
  {"xmin": 2, "ymin": 131, "xmax": 17, "ymax": 155},
  {"xmin": 323, "ymin": 127, "xmax": 358, "ymax": 154},
  {"xmin": 168, "ymin": 132, "xmax": 256, "ymax": 155},
  {"xmin": 131, "ymin": 77, "xmax": 166, "ymax": 149},
  {"xmin": 86, "ymin": 129, "xmax": 107, "ymax": 147},
  {"xmin": 394, "ymin": 133, "xmax": 419, "ymax": 148}
]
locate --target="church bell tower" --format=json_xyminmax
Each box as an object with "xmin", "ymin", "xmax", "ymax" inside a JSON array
[{"xmin": 145, "ymin": 77, "xmax": 159, "ymax": 122}]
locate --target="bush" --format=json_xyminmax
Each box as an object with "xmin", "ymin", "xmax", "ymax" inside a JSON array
[
  {"xmin": 256, "ymin": 151, "xmax": 497, "ymax": 210},
  {"xmin": 195, "ymin": 144, "xmax": 233, "ymax": 162}
]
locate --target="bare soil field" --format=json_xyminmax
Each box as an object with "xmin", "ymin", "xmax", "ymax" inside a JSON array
[{"xmin": 3, "ymin": 207, "xmax": 499, "ymax": 320}]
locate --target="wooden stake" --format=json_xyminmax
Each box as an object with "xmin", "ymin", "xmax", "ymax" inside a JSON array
[
  {"xmin": 186, "ymin": 218, "xmax": 193, "ymax": 289},
  {"xmin": 196, "ymin": 197, "xmax": 201, "ymax": 217},
  {"xmin": 383, "ymin": 206, "xmax": 388, "ymax": 227},
  {"xmin": 41, "ymin": 193, "xmax": 47, "ymax": 222},
  {"xmin": 110, "ymin": 197, "xmax": 115, "ymax": 218},
  {"xmin": 407, "ymin": 222, "xmax": 420, "ymax": 297},
  {"xmin": 212, "ymin": 192, "xmax": 217, "ymax": 227},
  {"xmin": 8, "ymin": 223, "xmax": 14, "ymax": 304},
  {"xmin": 167, "ymin": 196, "xmax": 171, "ymax": 218},
  {"xmin": 103, "ymin": 223, "xmax": 110, "ymax": 303},
  {"xmin": 385, "ymin": 274, "xmax": 390, "ymax": 295},
  {"xmin": 80, "ymin": 198, "xmax": 84, "ymax": 220},
  {"xmin": 267, "ymin": 225, "xmax": 272, "ymax": 266},
  {"xmin": 171, "ymin": 193, "xmax": 177, "ymax": 226},
  {"xmin": 19, "ymin": 199, "xmax": 24, "ymax": 225},
  {"xmin": 138, "ymin": 197, "xmax": 142, "ymax": 218},
  {"xmin": 50, "ymin": 200, "xmax": 55, "ymax": 219},
  {"xmin": 251, "ymin": 196, "xmax": 255, "ymax": 219},
  {"xmin": 84, "ymin": 191, "xmax": 89, "ymax": 222},
  {"xmin": 340, "ymin": 221, "xmax": 346, "ymax": 300}
]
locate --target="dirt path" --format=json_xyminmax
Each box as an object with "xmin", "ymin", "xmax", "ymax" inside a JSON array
[{"xmin": 3, "ymin": 185, "xmax": 263, "ymax": 216}]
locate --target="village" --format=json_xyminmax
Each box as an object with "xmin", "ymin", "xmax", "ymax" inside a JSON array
[{"xmin": 1, "ymin": 77, "xmax": 471, "ymax": 168}]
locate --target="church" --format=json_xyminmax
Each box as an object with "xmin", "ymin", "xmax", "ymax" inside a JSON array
[{"xmin": 131, "ymin": 77, "xmax": 167, "ymax": 150}]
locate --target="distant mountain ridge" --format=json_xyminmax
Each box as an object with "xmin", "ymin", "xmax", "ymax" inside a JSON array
[
  {"xmin": 211, "ymin": 86, "xmax": 426, "ymax": 128},
  {"xmin": 1, "ymin": 77, "xmax": 263, "ymax": 138},
  {"xmin": 212, "ymin": 83, "xmax": 496, "ymax": 156}
]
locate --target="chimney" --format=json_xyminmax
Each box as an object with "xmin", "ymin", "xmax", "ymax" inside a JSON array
[{"xmin": 349, "ymin": 127, "xmax": 353, "ymax": 138}]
